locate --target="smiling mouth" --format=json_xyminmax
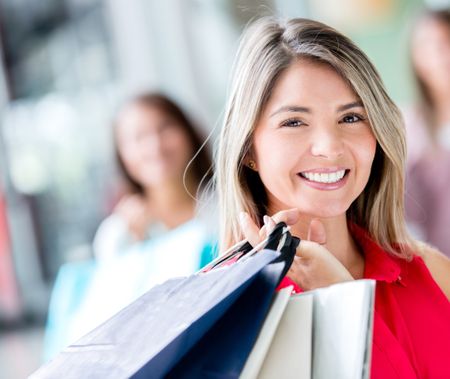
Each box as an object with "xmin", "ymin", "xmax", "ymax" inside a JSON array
[{"xmin": 298, "ymin": 169, "xmax": 350, "ymax": 184}]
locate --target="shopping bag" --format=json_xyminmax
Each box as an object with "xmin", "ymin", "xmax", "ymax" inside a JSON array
[
  {"xmin": 241, "ymin": 279, "xmax": 375, "ymax": 379},
  {"xmin": 31, "ymin": 223, "xmax": 298, "ymax": 379}
]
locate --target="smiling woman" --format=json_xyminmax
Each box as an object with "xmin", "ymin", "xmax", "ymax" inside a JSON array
[{"xmin": 216, "ymin": 17, "xmax": 450, "ymax": 379}]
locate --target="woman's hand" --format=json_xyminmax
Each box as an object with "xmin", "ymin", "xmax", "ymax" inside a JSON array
[
  {"xmin": 114, "ymin": 194, "xmax": 151, "ymax": 241},
  {"xmin": 239, "ymin": 208, "xmax": 300, "ymax": 246},
  {"xmin": 239, "ymin": 210, "xmax": 354, "ymax": 291},
  {"xmin": 289, "ymin": 218, "xmax": 354, "ymax": 290}
]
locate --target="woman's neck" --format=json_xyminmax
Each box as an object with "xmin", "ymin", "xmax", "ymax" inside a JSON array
[
  {"xmin": 430, "ymin": 91, "xmax": 450, "ymax": 127},
  {"xmin": 290, "ymin": 214, "xmax": 365, "ymax": 279},
  {"xmin": 144, "ymin": 179, "xmax": 196, "ymax": 229}
]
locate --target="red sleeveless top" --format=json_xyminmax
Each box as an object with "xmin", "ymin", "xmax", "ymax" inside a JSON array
[{"xmin": 277, "ymin": 225, "xmax": 450, "ymax": 378}]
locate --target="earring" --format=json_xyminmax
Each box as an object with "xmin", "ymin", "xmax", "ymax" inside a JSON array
[{"xmin": 248, "ymin": 160, "xmax": 257, "ymax": 170}]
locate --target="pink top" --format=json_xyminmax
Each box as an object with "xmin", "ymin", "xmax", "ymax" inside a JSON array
[
  {"xmin": 278, "ymin": 224, "xmax": 450, "ymax": 378},
  {"xmin": 403, "ymin": 106, "xmax": 450, "ymax": 258}
]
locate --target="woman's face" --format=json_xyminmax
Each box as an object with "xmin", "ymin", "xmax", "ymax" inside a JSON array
[
  {"xmin": 116, "ymin": 103, "xmax": 194, "ymax": 188},
  {"xmin": 412, "ymin": 17, "xmax": 450, "ymax": 94},
  {"xmin": 252, "ymin": 60, "xmax": 377, "ymax": 218}
]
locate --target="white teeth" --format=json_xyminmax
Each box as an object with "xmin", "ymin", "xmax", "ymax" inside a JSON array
[{"xmin": 301, "ymin": 170, "xmax": 346, "ymax": 184}]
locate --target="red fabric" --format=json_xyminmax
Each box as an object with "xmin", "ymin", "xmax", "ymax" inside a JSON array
[
  {"xmin": 0, "ymin": 194, "xmax": 20, "ymax": 318},
  {"xmin": 277, "ymin": 224, "xmax": 450, "ymax": 379}
]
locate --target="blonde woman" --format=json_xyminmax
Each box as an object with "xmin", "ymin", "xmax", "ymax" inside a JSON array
[{"xmin": 216, "ymin": 18, "xmax": 450, "ymax": 378}]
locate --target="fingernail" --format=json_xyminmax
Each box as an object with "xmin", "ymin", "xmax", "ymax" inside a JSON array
[
  {"xmin": 263, "ymin": 215, "xmax": 270, "ymax": 226},
  {"xmin": 265, "ymin": 215, "xmax": 276, "ymax": 233}
]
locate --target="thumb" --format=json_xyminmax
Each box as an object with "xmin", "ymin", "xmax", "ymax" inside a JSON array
[{"xmin": 307, "ymin": 218, "xmax": 327, "ymax": 245}]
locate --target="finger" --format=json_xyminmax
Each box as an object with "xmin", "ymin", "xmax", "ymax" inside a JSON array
[
  {"xmin": 289, "ymin": 255, "xmax": 303, "ymax": 268},
  {"xmin": 263, "ymin": 215, "xmax": 276, "ymax": 235},
  {"xmin": 295, "ymin": 239, "xmax": 321, "ymax": 259},
  {"xmin": 271, "ymin": 208, "xmax": 300, "ymax": 226},
  {"xmin": 307, "ymin": 218, "xmax": 327, "ymax": 245},
  {"xmin": 287, "ymin": 256, "xmax": 307, "ymax": 283},
  {"xmin": 239, "ymin": 212, "xmax": 261, "ymax": 247},
  {"xmin": 259, "ymin": 224, "xmax": 268, "ymax": 239}
]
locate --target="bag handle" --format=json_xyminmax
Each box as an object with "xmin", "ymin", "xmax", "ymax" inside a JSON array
[
  {"xmin": 267, "ymin": 222, "xmax": 300, "ymax": 280},
  {"xmin": 203, "ymin": 222, "xmax": 300, "ymax": 279}
]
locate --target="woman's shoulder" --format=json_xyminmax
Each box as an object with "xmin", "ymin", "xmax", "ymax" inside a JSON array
[
  {"xmin": 411, "ymin": 241, "xmax": 450, "ymax": 301},
  {"xmin": 95, "ymin": 213, "xmax": 128, "ymax": 236},
  {"xmin": 352, "ymin": 223, "xmax": 450, "ymax": 301}
]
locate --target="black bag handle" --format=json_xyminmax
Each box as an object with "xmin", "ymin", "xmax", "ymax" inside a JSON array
[
  {"xmin": 203, "ymin": 221, "xmax": 300, "ymax": 276},
  {"xmin": 264, "ymin": 222, "xmax": 300, "ymax": 279}
]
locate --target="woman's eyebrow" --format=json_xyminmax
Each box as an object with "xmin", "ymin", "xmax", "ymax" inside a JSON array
[
  {"xmin": 270, "ymin": 105, "xmax": 310, "ymax": 117},
  {"xmin": 337, "ymin": 101, "xmax": 364, "ymax": 112},
  {"xmin": 270, "ymin": 101, "xmax": 364, "ymax": 118}
]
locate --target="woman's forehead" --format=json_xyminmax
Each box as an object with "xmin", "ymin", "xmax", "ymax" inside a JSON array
[{"xmin": 262, "ymin": 60, "xmax": 361, "ymax": 115}]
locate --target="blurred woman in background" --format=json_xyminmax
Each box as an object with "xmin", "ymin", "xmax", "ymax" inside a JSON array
[
  {"xmin": 44, "ymin": 93, "xmax": 215, "ymax": 360},
  {"xmin": 404, "ymin": 9, "xmax": 450, "ymax": 257},
  {"xmin": 93, "ymin": 93, "xmax": 212, "ymax": 262}
]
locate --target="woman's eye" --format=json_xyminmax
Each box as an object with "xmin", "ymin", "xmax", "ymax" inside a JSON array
[
  {"xmin": 340, "ymin": 114, "xmax": 365, "ymax": 124},
  {"xmin": 280, "ymin": 119, "xmax": 305, "ymax": 128}
]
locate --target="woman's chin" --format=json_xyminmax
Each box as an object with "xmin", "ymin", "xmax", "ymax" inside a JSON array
[
  {"xmin": 139, "ymin": 173, "xmax": 177, "ymax": 189},
  {"xmin": 296, "ymin": 203, "xmax": 349, "ymax": 220}
]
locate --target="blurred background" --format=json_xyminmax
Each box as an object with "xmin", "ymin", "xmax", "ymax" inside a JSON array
[{"xmin": 0, "ymin": 0, "xmax": 448, "ymax": 377}]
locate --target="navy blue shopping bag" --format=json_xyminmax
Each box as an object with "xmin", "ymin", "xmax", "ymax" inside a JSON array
[
  {"xmin": 164, "ymin": 258, "xmax": 284, "ymax": 379},
  {"xmin": 31, "ymin": 223, "xmax": 298, "ymax": 379}
]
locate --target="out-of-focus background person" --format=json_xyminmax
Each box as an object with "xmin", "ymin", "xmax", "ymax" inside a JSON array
[
  {"xmin": 93, "ymin": 93, "xmax": 212, "ymax": 262},
  {"xmin": 1, "ymin": 0, "xmax": 449, "ymax": 378},
  {"xmin": 404, "ymin": 9, "xmax": 450, "ymax": 258},
  {"xmin": 43, "ymin": 92, "xmax": 216, "ymax": 360}
]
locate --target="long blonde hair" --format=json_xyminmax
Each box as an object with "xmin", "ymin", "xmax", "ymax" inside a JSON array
[{"xmin": 216, "ymin": 17, "xmax": 415, "ymax": 259}]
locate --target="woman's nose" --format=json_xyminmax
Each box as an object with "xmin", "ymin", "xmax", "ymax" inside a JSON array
[
  {"xmin": 309, "ymin": 127, "xmax": 344, "ymax": 159},
  {"xmin": 144, "ymin": 132, "xmax": 164, "ymax": 153}
]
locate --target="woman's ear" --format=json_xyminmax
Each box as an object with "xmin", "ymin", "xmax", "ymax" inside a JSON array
[
  {"xmin": 244, "ymin": 151, "xmax": 258, "ymax": 171},
  {"xmin": 247, "ymin": 159, "xmax": 257, "ymax": 171}
]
